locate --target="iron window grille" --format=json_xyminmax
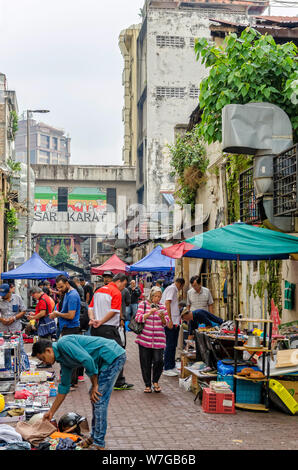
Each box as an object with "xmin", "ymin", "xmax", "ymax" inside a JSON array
[
  {"xmin": 273, "ymin": 144, "xmax": 297, "ymax": 217},
  {"xmin": 239, "ymin": 166, "xmax": 260, "ymax": 223}
]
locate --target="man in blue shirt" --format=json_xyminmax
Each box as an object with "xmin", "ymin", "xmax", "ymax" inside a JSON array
[
  {"xmin": 32, "ymin": 335, "xmax": 126, "ymax": 450},
  {"xmin": 50, "ymin": 275, "xmax": 81, "ymax": 388}
]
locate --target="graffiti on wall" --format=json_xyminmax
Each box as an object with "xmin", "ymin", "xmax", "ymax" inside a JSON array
[{"xmin": 34, "ymin": 186, "xmax": 107, "ymax": 222}]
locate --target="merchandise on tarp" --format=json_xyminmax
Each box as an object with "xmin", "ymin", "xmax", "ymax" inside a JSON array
[
  {"xmin": 1, "ymin": 252, "xmax": 68, "ymax": 280},
  {"xmin": 161, "ymin": 223, "xmax": 298, "ymax": 260},
  {"xmin": 128, "ymin": 245, "xmax": 175, "ymax": 272},
  {"xmin": 91, "ymin": 254, "xmax": 129, "ymax": 275}
]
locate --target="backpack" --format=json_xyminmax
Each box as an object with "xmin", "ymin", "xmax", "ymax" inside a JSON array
[{"xmin": 80, "ymin": 301, "xmax": 89, "ymax": 331}]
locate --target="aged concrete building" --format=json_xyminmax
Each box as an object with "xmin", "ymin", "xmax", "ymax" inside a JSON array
[
  {"xmin": 0, "ymin": 73, "xmax": 19, "ymax": 273},
  {"xmin": 31, "ymin": 164, "xmax": 137, "ymax": 267},
  {"xmin": 119, "ymin": 24, "xmax": 141, "ymax": 167},
  {"xmin": 15, "ymin": 117, "xmax": 71, "ymax": 165},
  {"xmin": 134, "ymin": 0, "xmax": 268, "ymax": 212}
]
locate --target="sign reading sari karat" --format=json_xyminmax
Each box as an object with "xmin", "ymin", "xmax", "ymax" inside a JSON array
[{"xmin": 34, "ymin": 186, "xmax": 107, "ymax": 222}]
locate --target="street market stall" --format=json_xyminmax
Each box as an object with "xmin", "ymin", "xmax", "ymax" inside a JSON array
[
  {"xmin": 128, "ymin": 245, "xmax": 175, "ymax": 272},
  {"xmin": 1, "ymin": 252, "xmax": 68, "ymax": 280},
  {"xmin": 162, "ymin": 223, "xmax": 298, "ymax": 414},
  {"xmin": 128, "ymin": 245, "xmax": 175, "ymax": 290},
  {"xmin": 91, "ymin": 254, "xmax": 129, "ymax": 275}
]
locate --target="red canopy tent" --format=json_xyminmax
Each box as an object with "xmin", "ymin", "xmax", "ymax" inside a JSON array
[{"xmin": 91, "ymin": 254, "xmax": 129, "ymax": 275}]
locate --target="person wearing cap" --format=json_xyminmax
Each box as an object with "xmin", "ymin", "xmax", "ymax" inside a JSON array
[
  {"xmin": 181, "ymin": 307, "xmax": 224, "ymax": 340},
  {"xmin": 0, "ymin": 284, "xmax": 26, "ymax": 333},
  {"xmin": 102, "ymin": 271, "xmax": 113, "ymax": 286}
]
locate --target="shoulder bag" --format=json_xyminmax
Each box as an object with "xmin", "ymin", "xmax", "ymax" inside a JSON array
[
  {"xmin": 128, "ymin": 301, "xmax": 147, "ymax": 335},
  {"xmin": 37, "ymin": 295, "xmax": 57, "ymax": 338}
]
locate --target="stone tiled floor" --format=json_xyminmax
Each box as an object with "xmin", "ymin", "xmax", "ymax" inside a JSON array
[{"xmin": 46, "ymin": 332, "xmax": 298, "ymax": 451}]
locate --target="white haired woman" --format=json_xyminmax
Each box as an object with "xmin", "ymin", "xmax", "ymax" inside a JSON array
[{"xmin": 135, "ymin": 287, "xmax": 170, "ymax": 393}]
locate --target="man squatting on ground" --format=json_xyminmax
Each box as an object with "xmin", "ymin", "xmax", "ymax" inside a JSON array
[{"xmin": 32, "ymin": 335, "xmax": 126, "ymax": 450}]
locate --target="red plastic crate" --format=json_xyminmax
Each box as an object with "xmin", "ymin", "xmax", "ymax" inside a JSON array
[{"xmin": 202, "ymin": 388, "xmax": 236, "ymax": 414}]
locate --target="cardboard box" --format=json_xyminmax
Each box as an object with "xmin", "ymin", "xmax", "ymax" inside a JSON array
[{"xmin": 277, "ymin": 380, "xmax": 298, "ymax": 403}]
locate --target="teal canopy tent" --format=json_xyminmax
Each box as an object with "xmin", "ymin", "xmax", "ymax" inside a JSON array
[{"xmin": 161, "ymin": 223, "xmax": 298, "ymax": 260}]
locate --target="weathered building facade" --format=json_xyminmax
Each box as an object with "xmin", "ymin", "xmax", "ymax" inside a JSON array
[
  {"xmin": 134, "ymin": 0, "xmax": 268, "ymax": 211},
  {"xmin": 119, "ymin": 24, "xmax": 141, "ymax": 167},
  {"xmin": 0, "ymin": 73, "xmax": 19, "ymax": 273},
  {"xmin": 31, "ymin": 164, "xmax": 137, "ymax": 267}
]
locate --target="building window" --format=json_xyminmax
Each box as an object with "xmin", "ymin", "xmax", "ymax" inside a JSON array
[
  {"xmin": 52, "ymin": 137, "xmax": 58, "ymax": 150},
  {"xmin": 39, "ymin": 150, "xmax": 50, "ymax": 164},
  {"xmin": 107, "ymin": 188, "xmax": 116, "ymax": 212},
  {"xmin": 156, "ymin": 35, "xmax": 185, "ymax": 48},
  {"xmin": 156, "ymin": 87, "xmax": 186, "ymax": 99},
  {"xmin": 40, "ymin": 134, "xmax": 50, "ymax": 148},
  {"xmin": 189, "ymin": 85, "xmax": 199, "ymax": 98},
  {"xmin": 58, "ymin": 187, "xmax": 68, "ymax": 212},
  {"xmin": 190, "ymin": 38, "xmax": 196, "ymax": 48}
]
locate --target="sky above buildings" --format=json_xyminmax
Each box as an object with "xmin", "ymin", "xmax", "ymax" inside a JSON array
[{"xmin": 0, "ymin": 0, "xmax": 296, "ymax": 166}]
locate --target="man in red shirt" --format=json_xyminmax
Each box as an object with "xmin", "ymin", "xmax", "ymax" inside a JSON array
[
  {"xmin": 28, "ymin": 286, "xmax": 55, "ymax": 340},
  {"xmin": 88, "ymin": 273, "xmax": 133, "ymax": 391}
]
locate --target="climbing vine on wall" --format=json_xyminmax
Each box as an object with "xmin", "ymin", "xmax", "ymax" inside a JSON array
[{"xmin": 249, "ymin": 260, "xmax": 282, "ymax": 314}]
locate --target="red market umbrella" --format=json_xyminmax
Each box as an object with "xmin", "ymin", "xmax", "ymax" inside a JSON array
[
  {"xmin": 161, "ymin": 242, "xmax": 196, "ymax": 259},
  {"xmin": 91, "ymin": 254, "xmax": 129, "ymax": 275}
]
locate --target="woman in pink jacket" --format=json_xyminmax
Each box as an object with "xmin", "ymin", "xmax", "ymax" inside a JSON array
[{"xmin": 135, "ymin": 287, "xmax": 170, "ymax": 393}]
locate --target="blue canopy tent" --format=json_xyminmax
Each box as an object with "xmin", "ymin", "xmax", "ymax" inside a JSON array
[
  {"xmin": 1, "ymin": 252, "xmax": 68, "ymax": 280},
  {"xmin": 128, "ymin": 245, "xmax": 175, "ymax": 272}
]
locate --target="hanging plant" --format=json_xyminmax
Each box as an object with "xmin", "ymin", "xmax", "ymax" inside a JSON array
[
  {"xmin": 169, "ymin": 126, "xmax": 208, "ymax": 209},
  {"xmin": 5, "ymin": 207, "xmax": 18, "ymax": 239}
]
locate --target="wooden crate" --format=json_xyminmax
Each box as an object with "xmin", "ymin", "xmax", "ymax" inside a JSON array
[{"xmin": 180, "ymin": 353, "xmax": 196, "ymax": 378}]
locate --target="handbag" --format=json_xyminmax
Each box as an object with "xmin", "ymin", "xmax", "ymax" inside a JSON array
[
  {"xmin": 37, "ymin": 295, "xmax": 57, "ymax": 338},
  {"xmin": 128, "ymin": 301, "xmax": 146, "ymax": 335}
]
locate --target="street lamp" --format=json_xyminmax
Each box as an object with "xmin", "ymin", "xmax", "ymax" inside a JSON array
[{"xmin": 26, "ymin": 109, "xmax": 50, "ymax": 259}]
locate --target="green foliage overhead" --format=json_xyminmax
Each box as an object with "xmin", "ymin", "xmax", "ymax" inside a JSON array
[
  {"xmin": 5, "ymin": 207, "xmax": 18, "ymax": 239},
  {"xmin": 168, "ymin": 126, "xmax": 208, "ymax": 208},
  {"xmin": 195, "ymin": 27, "xmax": 298, "ymax": 144}
]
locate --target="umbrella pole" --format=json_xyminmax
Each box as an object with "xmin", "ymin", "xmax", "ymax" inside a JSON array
[{"xmin": 236, "ymin": 255, "xmax": 240, "ymax": 318}]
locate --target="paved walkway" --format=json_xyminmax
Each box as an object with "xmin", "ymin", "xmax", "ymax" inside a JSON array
[{"xmin": 51, "ymin": 332, "xmax": 298, "ymax": 451}]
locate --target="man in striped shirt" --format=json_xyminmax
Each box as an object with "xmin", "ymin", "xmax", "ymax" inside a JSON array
[{"xmin": 88, "ymin": 273, "xmax": 134, "ymax": 391}]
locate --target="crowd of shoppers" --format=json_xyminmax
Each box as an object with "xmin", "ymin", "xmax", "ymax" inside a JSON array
[{"xmin": 0, "ymin": 268, "xmax": 223, "ymax": 450}]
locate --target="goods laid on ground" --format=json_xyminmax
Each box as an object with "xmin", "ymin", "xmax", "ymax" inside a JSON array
[
  {"xmin": 178, "ymin": 322, "xmax": 298, "ymax": 416},
  {"xmin": 0, "ymin": 331, "xmax": 88, "ymax": 450}
]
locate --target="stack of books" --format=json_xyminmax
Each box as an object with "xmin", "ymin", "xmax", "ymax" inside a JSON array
[{"xmin": 210, "ymin": 381, "xmax": 231, "ymax": 393}]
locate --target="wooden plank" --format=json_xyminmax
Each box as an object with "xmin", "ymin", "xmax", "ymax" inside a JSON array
[
  {"xmin": 234, "ymin": 345, "xmax": 268, "ymax": 352},
  {"xmin": 235, "ymin": 403, "xmax": 269, "ymax": 411},
  {"xmin": 236, "ymin": 318, "xmax": 273, "ymax": 323},
  {"xmin": 233, "ymin": 375, "xmax": 268, "ymax": 382}
]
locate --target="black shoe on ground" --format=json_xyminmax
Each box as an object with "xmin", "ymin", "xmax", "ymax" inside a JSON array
[{"xmin": 113, "ymin": 383, "xmax": 134, "ymax": 391}]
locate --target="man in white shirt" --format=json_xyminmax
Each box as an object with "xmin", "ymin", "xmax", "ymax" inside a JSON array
[
  {"xmin": 187, "ymin": 275, "xmax": 214, "ymax": 314},
  {"xmin": 161, "ymin": 277, "xmax": 185, "ymax": 377}
]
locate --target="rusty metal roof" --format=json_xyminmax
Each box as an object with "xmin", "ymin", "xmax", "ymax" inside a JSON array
[{"xmin": 255, "ymin": 16, "xmax": 298, "ymax": 24}]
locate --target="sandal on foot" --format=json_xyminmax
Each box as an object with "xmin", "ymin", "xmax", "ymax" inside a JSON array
[
  {"xmin": 152, "ymin": 384, "xmax": 162, "ymax": 393},
  {"xmin": 144, "ymin": 387, "xmax": 152, "ymax": 393}
]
